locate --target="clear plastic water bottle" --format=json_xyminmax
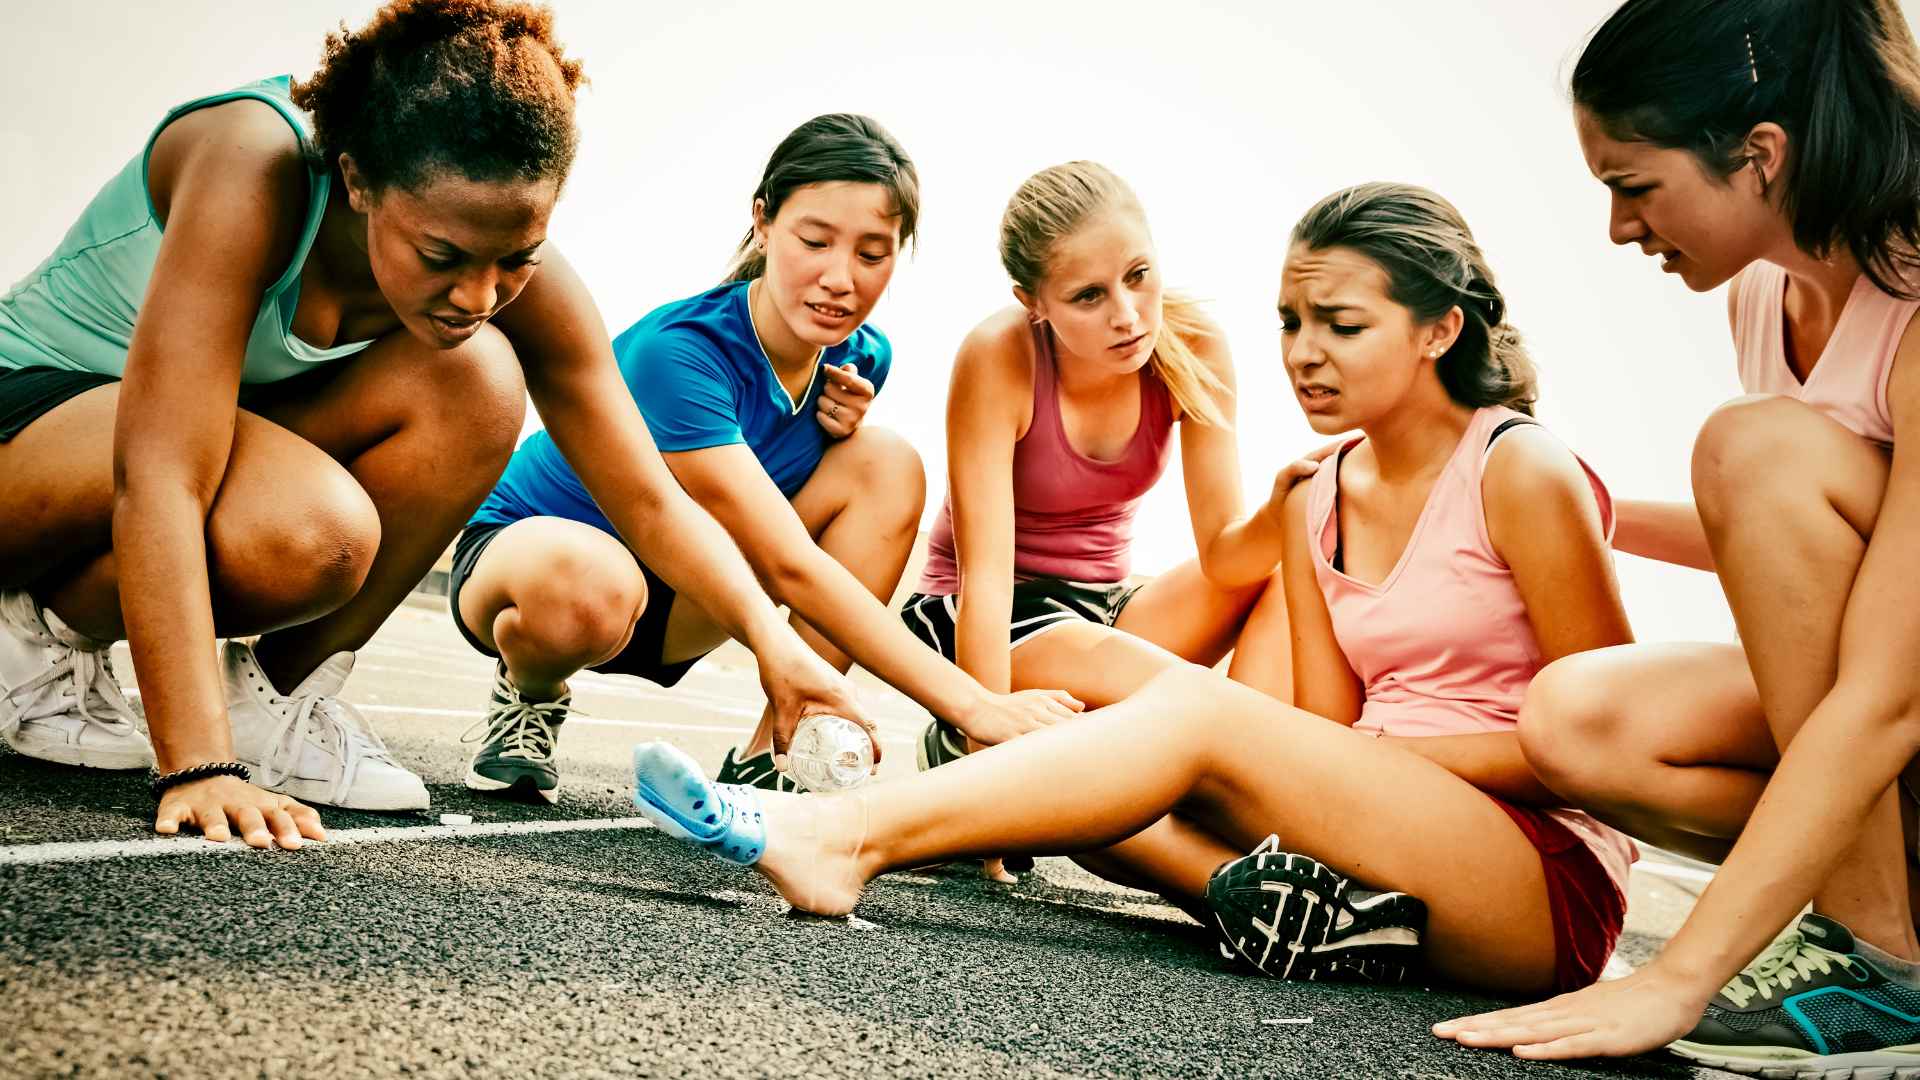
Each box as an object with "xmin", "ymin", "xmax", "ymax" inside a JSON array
[{"xmin": 784, "ymin": 714, "xmax": 874, "ymax": 793}]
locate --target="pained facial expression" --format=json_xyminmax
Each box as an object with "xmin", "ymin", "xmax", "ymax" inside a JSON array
[
  {"xmin": 1024, "ymin": 210, "xmax": 1162, "ymax": 375},
  {"xmin": 349, "ymin": 161, "xmax": 559, "ymax": 349},
  {"xmin": 1574, "ymin": 107, "xmax": 1782, "ymax": 292},
  {"xmin": 1278, "ymin": 245, "xmax": 1456, "ymax": 435},
  {"xmin": 755, "ymin": 181, "xmax": 901, "ymax": 349}
]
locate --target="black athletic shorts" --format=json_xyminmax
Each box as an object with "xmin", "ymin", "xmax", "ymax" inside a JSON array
[
  {"xmin": 0, "ymin": 364, "xmax": 345, "ymax": 441},
  {"xmin": 446, "ymin": 520, "xmax": 704, "ymax": 688},
  {"xmin": 899, "ymin": 577, "xmax": 1143, "ymax": 662},
  {"xmin": 0, "ymin": 368, "xmax": 119, "ymax": 440}
]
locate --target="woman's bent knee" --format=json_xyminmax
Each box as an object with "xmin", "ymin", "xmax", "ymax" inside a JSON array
[
  {"xmin": 500, "ymin": 549, "xmax": 645, "ymax": 663},
  {"xmin": 1518, "ymin": 655, "xmax": 1619, "ymax": 797},
  {"xmin": 412, "ymin": 325, "xmax": 528, "ymax": 476},
  {"xmin": 210, "ymin": 469, "xmax": 381, "ymax": 623},
  {"xmin": 836, "ymin": 426, "xmax": 926, "ymax": 517}
]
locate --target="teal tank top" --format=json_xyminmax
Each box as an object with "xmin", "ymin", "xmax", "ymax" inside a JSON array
[{"xmin": 0, "ymin": 76, "xmax": 373, "ymax": 383}]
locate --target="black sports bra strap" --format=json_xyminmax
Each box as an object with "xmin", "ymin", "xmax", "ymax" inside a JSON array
[{"xmin": 1486, "ymin": 416, "xmax": 1538, "ymax": 451}]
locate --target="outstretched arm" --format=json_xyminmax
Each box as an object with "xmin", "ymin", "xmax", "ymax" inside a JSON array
[
  {"xmin": 947, "ymin": 318, "xmax": 1029, "ymax": 698},
  {"xmin": 665, "ymin": 442, "xmax": 1079, "ymax": 746},
  {"xmin": 494, "ymin": 255, "xmax": 864, "ymax": 754}
]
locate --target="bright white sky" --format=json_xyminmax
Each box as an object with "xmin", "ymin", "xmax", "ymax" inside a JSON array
[{"xmin": 15, "ymin": 0, "xmax": 1893, "ymax": 645}]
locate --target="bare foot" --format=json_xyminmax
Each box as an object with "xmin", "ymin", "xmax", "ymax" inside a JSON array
[
  {"xmin": 752, "ymin": 789, "xmax": 874, "ymax": 916},
  {"xmin": 981, "ymin": 857, "xmax": 1016, "ymax": 884}
]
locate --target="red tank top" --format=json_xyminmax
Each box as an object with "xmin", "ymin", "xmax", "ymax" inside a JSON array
[{"xmin": 919, "ymin": 321, "xmax": 1175, "ymax": 594}]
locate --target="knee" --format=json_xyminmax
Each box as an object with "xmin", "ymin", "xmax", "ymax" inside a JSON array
[
  {"xmin": 506, "ymin": 552, "xmax": 645, "ymax": 662},
  {"xmin": 834, "ymin": 426, "xmax": 926, "ymax": 523},
  {"xmin": 1691, "ymin": 395, "xmax": 1807, "ymax": 525},
  {"xmin": 213, "ymin": 468, "xmax": 381, "ymax": 620},
  {"xmin": 412, "ymin": 324, "xmax": 528, "ymax": 479},
  {"xmin": 1517, "ymin": 655, "xmax": 1620, "ymax": 798}
]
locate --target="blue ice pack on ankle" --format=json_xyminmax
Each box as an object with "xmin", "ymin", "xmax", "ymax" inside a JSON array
[{"xmin": 631, "ymin": 742, "xmax": 765, "ymax": 866}]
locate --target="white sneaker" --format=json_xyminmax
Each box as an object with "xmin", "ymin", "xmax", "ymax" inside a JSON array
[
  {"xmin": 0, "ymin": 590, "xmax": 153, "ymax": 770},
  {"xmin": 223, "ymin": 639, "xmax": 429, "ymax": 810}
]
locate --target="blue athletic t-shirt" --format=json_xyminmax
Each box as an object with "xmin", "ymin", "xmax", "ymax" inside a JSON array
[{"xmin": 470, "ymin": 280, "xmax": 892, "ymax": 537}]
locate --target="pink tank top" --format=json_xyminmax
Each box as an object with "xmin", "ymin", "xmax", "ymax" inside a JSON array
[
  {"xmin": 1306, "ymin": 406, "xmax": 1636, "ymax": 887},
  {"xmin": 919, "ymin": 321, "xmax": 1175, "ymax": 595},
  {"xmin": 1733, "ymin": 262, "xmax": 1919, "ymax": 448}
]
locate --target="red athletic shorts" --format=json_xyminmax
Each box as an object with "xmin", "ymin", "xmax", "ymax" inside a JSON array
[{"xmin": 1489, "ymin": 798, "xmax": 1627, "ymax": 992}]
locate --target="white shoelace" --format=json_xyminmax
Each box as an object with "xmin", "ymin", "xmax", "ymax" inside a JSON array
[
  {"xmin": 1718, "ymin": 930, "xmax": 1860, "ymax": 1008},
  {"xmin": 461, "ymin": 673, "xmax": 565, "ymax": 761},
  {"xmin": 1, "ymin": 635, "xmax": 140, "ymax": 739},
  {"xmin": 253, "ymin": 690, "xmax": 394, "ymax": 806}
]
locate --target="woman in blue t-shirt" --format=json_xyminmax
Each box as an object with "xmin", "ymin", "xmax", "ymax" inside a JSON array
[{"xmin": 450, "ymin": 115, "xmax": 1082, "ymax": 802}]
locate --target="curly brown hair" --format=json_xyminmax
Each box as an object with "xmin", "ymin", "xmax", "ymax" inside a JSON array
[{"xmin": 291, "ymin": 0, "xmax": 585, "ymax": 192}]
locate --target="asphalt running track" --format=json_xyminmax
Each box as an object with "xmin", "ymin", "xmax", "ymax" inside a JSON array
[{"xmin": 1, "ymin": 603, "xmax": 1735, "ymax": 1078}]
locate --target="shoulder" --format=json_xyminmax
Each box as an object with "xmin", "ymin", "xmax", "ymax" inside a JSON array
[
  {"xmin": 1171, "ymin": 304, "xmax": 1233, "ymax": 372},
  {"xmin": 143, "ymin": 99, "xmax": 310, "ymax": 288},
  {"xmin": 615, "ymin": 306, "xmax": 736, "ymax": 390},
  {"xmin": 843, "ymin": 320, "xmax": 892, "ymax": 375},
  {"xmin": 1482, "ymin": 422, "xmax": 1605, "ymax": 531},
  {"xmin": 954, "ymin": 307, "xmax": 1035, "ymax": 388},
  {"xmin": 147, "ymin": 98, "xmax": 307, "ymax": 225}
]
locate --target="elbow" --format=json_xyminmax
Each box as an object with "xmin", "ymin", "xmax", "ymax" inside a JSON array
[{"xmin": 756, "ymin": 551, "xmax": 815, "ymax": 607}]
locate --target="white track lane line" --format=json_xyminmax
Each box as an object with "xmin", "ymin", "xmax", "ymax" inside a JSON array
[
  {"xmin": 0, "ymin": 816, "xmax": 660, "ymax": 867},
  {"xmin": 351, "ymin": 702, "xmax": 914, "ymax": 746}
]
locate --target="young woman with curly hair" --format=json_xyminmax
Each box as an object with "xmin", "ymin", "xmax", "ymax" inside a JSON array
[{"xmin": 0, "ymin": 0, "xmax": 867, "ymax": 847}]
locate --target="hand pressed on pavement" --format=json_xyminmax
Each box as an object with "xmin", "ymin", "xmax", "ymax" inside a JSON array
[
  {"xmin": 155, "ymin": 773, "xmax": 326, "ymax": 850},
  {"xmin": 1432, "ymin": 965, "xmax": 1712, "ymax": 1061}
]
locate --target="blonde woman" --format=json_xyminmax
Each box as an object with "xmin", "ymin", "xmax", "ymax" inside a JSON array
[{"xmin": 902, "ymin": 164, "xmax": 1295, "ymax": 878}]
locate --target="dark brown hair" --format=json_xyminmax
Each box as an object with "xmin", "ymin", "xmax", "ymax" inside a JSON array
[
  {"xmin": 1573, "ymin": 0, "xmax": 1920, "ymax": 298},
  {"xmin": 292, "ymin": 0, "xmax": 584, "ymax": 192},
  {"xmin": 1292, "ymin": 182, "xmax": 1539, "ymax": 415},
  {"xmin": 724, "ymin": 114, "xmax": 919, "ymax": 283}
]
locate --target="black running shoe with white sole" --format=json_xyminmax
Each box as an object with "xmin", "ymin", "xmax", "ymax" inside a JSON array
[
  {"xmin": 714, "ymin": 747, "xmax": 800, "ymax": 793},
  {"xmin": 1206, "ymin": 835, "xmax": 1427, "ymax": 984}
]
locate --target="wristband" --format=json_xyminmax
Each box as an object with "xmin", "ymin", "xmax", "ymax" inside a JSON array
[{"xmin": 150, "ymin": 761, "xmax": 251, "ymax": 799}]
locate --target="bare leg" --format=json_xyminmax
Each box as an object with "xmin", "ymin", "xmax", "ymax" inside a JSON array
[
  {"xmin": 246, "ymin": 326, "xmax": 526, "ymax": 690},
  {"xmin": 7, "ymin": 325, "xmax": 524, "ymax": 692},
  {"xmin": 454, "ymin": 517, "xmax": 649, "ymax": 700},
  {"xmin": 753, "ymin": 669, "xmax": 1563, "ymax": 993},
  {"xmin": 1112, "ymin": 557, "xmax": 1291, "ymax": 700},
  {"xmin": 1519, "ymin": 642, "xmax": 1775, "ymax": 863},
  {"xmin": 1694, "ymin": 395, "xmax": 1913, "ymax": 957}
]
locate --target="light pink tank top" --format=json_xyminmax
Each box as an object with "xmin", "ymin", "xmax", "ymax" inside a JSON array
[
  {"xmin": 918, "ymin": 321, "xmax": 1175, "ymax": 595},
  {"xmin": 1733, "ymin": 262, "xmax": 1919, "ymax": 447},
  {"xmin": 1306, "ymin": 406, "xmax": 1636, "ymax": 887}
]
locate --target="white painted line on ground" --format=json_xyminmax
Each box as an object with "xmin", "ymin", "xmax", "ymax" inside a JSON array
[
  {"xmin": 351, "ymin": 702, "xmax": 915, "ymax": 745},
  {"xmin": 1633, "ymin": 860, "xmax": 1715, "ymax": 885},
  {"xmin": 0, "ymin": 816, "xmax": 660, "ymax": 867}
]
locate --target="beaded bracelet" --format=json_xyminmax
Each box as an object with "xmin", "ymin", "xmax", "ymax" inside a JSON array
[{"xmin": 150, "ymin": 761, "xmax": 252, "ymax": 799}]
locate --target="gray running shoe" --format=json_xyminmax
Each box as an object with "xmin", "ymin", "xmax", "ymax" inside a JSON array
[
  {"xmin": 463, "ymin": 664, "xmax": 568, "ymax": 804},
  {"xmin": 1670, "ymin": 913, "xmax": 1920, "ymax": 1078}
]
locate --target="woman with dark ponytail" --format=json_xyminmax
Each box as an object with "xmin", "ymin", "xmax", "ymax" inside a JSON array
[
  {"xmin": 449, "ymin": 115, "xmax": 1080, "ymax": 803},
  {"xmin": 1436, "ymin": 0, "xmax": 1920, "ymax": 1070},
  {"xmin": 0, "ymin": 0, "xmax": 868, "ymax": 845}
]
